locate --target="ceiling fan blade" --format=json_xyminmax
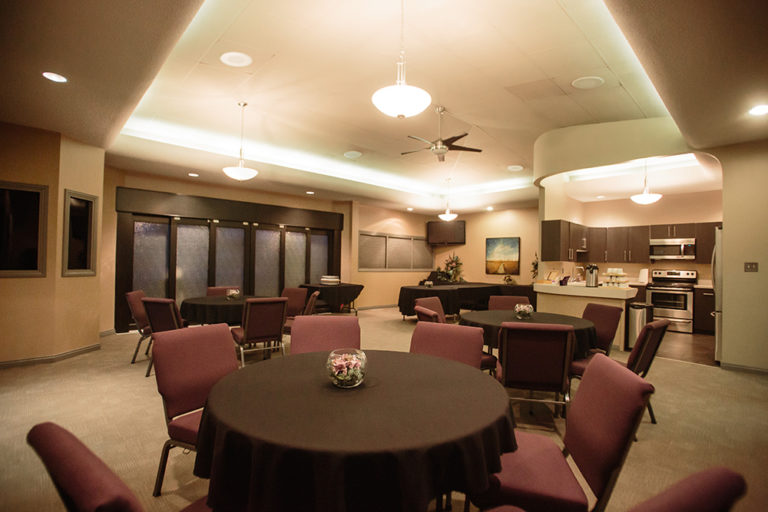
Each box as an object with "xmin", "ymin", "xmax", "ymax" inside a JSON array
[
  {"xmin": 401, "ymin": 148, "xmax": 428, "ymax": 156},
  {"xmin": 407, "ymin": 135, "xmax": 433, "ymax": 145},
  {"xmin": 442, "ymin": 133, "xmax": 468, "ymax": 145},
  {"xmin": 447, "ymin": 144, "xmax": 482, "ymax": 153}
]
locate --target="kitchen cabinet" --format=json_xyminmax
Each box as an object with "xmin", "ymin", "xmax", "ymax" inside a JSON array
[
  {"xmin": 695, "ymin": 221, "xmax": 722, "ymax": 264},
  {"xmin": 650, "ymin": 223, "xmax": 696, "ymax": 239},
  {"xmin": 694, "ymin": 287, "xmax": 715, "ymax": 334},
  {"xmin": 586, "ymin": 227, "xmax": 607, "ymax": 262},
  {"xmin": 606, "ymin": 226, "xmax": 649, "ymax": 263},
  {"xmin": 541, "ymin": 220, "xmax": 588, "ymax": 261}
]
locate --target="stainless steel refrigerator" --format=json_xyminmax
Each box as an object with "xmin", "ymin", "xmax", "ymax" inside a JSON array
[{"xmin": 711, "ymin": 226, "xmax": 723, "ymax": 362}]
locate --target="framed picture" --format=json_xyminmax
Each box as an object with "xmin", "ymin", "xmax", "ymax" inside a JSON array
[
  {"xmin": 62, "ymin": 189, "xmax": 98, "ymax": 276},
  {"xmin": 486, "ymin": 237, "xmax": 520, "ymax": 275},
  {"xmin": 0, "ymin": 181, "xmax": 48, "ymax": 277}
]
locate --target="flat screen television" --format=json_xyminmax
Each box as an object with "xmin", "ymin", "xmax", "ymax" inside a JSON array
[{"xmin": 427, "ymin": 220, "xmax": 466, "ymax": 245}]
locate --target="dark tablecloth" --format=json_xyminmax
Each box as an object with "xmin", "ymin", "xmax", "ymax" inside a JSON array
[
  {"xmin": 194, "ymin": 350, "xmax": 516, "ymax": 512},
  {"xmin": 460, "ymin": 310, "xmax": 597, "ymax": 359},
  {"xmin": 301, "ymin": 283, "xmax": 364, "ymax": 312},
  {"xmin": 179, "ymin": 295, "xmax": 248, "ymax": 325}
]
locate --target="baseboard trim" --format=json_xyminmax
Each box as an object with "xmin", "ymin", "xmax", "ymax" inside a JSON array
[
  {"xmin": 720, "ymin": 362, "xmax": 768, "ymax": 374},
  {"xmin": 0, "ymin": 344, "xmax": 101, "ymax": 369},
  {"xmin": 357, "ymin": 304, "xmax": 397, "ymax": 311},
  {"xmin": 99, "ymin": 329, "xmax": 116, "ymax": 337}
]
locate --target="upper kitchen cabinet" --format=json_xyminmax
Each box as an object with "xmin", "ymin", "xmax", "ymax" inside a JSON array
[
  {"xmin": 606, "ymin": 226, "xmax": 649, "ymax": 263},
  {"xmin": 695, "ymin": 221, "xmax": 722, "ymax": 263},
  {"xmin": 650, "ymin": 223, "xmax": 696, "ymax": 239},
  {"xmin": 541, "ymin": 220, "xmax": 588, "ymax": 261},
  {"xmin": 586, "ymin": 227, "xmax": 607, "ymax": 262}
]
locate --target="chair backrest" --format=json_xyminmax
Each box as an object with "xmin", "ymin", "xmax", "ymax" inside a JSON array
[
  {"xmin": 281, "ymin": 287, "xmax": 308, "ymax": 317},
  {"xmin": 27, "ymin": 422, "xmax": 144, "ymax": 512},
  {"xmin": 498, "ymin": 322, "xmax": 575, "ymax": 393},
  {"xmin": 303, "ymin": 290, "xmax": 320, "ymax": 315},
  {"xmin": 152, "ymin": 323, "xmax": 239, "ymax": 421},
  {"xmin": 626, "ymin": 319, "xmax": 670, "ymax": 377},
  {"xmin": 206, "ymin": 286, "xmax": 238, "ymax": 296},
  {"xmin": 627, "ymin": 466, "xmax": 746, "ymax": 512},
  {"xmin": 238, "ymin": 297, "xmax": 288, "ymax": 345},
  {"xmin": 125, "ymin": 290, "xmax": 150, "ymax": 333},
  {"xmin": 488, "ymin": 295, "xmax": 530, "ymax": 311},
  {"xmin": 141, "ymin": 297, "xmax": 183, "ymax": 333},
  {"xmin": 414, "ymin": 305, "xmax": 440, "ymax": 323},
  {"xmin": 290, "ymin": 316, "xmax": 361, "ymax": 355},
  {"xmin": 410, "ymin": 321, "xmax": 484, "ymax": 368},
  {"xmin": 414, "ymin": 296, "xmax": 446, "ymax": 323},
  {"xmin": 564, "ymin": 354, "xmax": 655, "ymax": 509},
  {"xmin": 581, "ymin": 303, "xmax": 623, "ymax": 355}
]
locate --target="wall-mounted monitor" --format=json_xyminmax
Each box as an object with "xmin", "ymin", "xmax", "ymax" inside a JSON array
[{"xmin": 427, "ymin": 220, "xmax": 466, "ymax": 245}]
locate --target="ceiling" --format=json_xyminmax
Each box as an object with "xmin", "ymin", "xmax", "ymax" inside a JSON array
[{"xmin": 2, "ymin": 0, "xmax": 765, "ymax": 214}]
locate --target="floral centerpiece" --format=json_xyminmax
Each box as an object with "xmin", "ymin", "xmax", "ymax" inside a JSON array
[
  {"xmin": 225, "ymin": 288, "xmax": 240, "ymax": 300},
  {"xmin": 327, "ymin": 348, "xmax": 367, "ymax": 388},
  {"xmin": 515, "ymin": 303, "xmax": 534, "ymax": 319},
  {"xmin": 436, "ymin": 253, "xmax": 464, "ymax": 283}
]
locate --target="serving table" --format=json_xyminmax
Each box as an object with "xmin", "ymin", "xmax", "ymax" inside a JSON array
[{"xmin": 193, "ymin": 350, "xmax": 516, "ymax": 512}]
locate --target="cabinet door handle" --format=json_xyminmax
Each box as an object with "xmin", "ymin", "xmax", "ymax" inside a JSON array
[
  {"xmin": 604, "ymin": 250, "xmax": 607, "ymax": 262},
  {"xmin": 628, "ymin": 249, "xmax": 632, "ymax": 261},
  {"xmin": 703, "ymin": 292, "xmax": 714, "ymax": 296},
  {"xmin": 623, "ymin": 249, "xmax": 627, "ymax": 262}
]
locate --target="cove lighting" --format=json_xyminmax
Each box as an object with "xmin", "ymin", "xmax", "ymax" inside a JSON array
[
  {"xmin": 566, "ymin": 153, "xmax": 698, "ymax": 182},
  {"xmin": 749, "ymin": 104, "xmax": 768, "ymax": 116}
]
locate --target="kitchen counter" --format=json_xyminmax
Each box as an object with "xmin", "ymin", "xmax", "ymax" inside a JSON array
[{"xmin": 534, "ymin": 283, "xmax": 638, "ymax": 300}]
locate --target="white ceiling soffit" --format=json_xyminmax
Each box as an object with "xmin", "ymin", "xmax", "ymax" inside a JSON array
[{"xmin": 107, "ymin": 0, "xmax": 671, "ymax": 211}]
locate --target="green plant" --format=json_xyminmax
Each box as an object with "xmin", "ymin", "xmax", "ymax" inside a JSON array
[
  {"xmin": 441, "ymin": 253, "xmax": 464, "ymax": 282},
  {"xmin": 531, "ymin": 252, "xmax": 539, "ymax": 280}
]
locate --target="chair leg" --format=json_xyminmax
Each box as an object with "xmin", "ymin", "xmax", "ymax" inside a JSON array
[
  {"xmin": 240, "ymin": 345, "xmax": 246, "ymax": 368},
  {"xmin": 145, "ymin": 356, "xmax": 153, "ymax": 377},
  {"xmin": 647, "ymin": 400, "xmax": 657, "ymax": 424},
  {"xmin": 131, "ymin": 334, "xmax": 147, "ymax": 364},
  {"xmin": 145, "ymin": 337, "xmax": 153, "ymax": 355},
  {"xmin": 153, "ymin": 440, "xmax": 173, "ymax": 497},
  {"xmin": 463, "ymin": 495, "xmax": 471, "ymax": 512}
]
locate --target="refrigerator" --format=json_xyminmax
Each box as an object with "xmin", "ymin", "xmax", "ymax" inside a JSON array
[{"xmin": 711, "ymin": 226, "xmax": 723, "ymax": 362}]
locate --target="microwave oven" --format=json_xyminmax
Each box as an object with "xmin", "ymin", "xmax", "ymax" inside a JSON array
[{"xmin": 649, "ymin": 238, "xmax": 696, "ymax": 260}]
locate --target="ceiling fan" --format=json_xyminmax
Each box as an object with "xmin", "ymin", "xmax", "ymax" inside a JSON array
[{"xmin": 401, "ymin": 106, "xmax": 482, "ymax": 162}]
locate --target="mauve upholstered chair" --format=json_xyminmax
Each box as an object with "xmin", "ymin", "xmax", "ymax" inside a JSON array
[
  {"xmin": 125, "ymin": 290, "xmax": 152, "ymax": 364},
  {"xmin": 281, "ymin": 287, "xmax": 308, "ymax": 318},
  {"xmin": 497, "ymin": 322, "xmax": 575, "ymax": 416},
  {"xmin": 626, "ymin": 466, "xmax": 746, "ymax": 512},
  {"xmin": 414, "ymin": 296, "xmax": 447, "ymax": 323},
  {"xmin": 141, "ymin": 297, "xmax": 186, "ymax": 377},
  {"xmin": 206, "ymin": 286, "xmax": 239, "ymax": 296},
  {"xmin": 27, "ymin": 422, "xmax": 211, "ymax": 512},
  {"xmin": 488, "ymin": 295, "xmax": 530, "ymax": 311},
  {"xmin": 289, "ymin": 315, "xmax": 361, "ymax": 355},
  {"xmin": 151, "ymin": 323, "xmax": 239, "ymax": 496},
  {"xmin": 231, "ymin": 297, "xmax": 288, "ymax": 366},
  {"xmin": 284, "ymin": 290, "xmax": 320, "ymax": 334},
  {"xmin": 470, "ymin": 354, "xmax": 654, "ymax": 512},
  {"xmin": 625, "ymin": 318, "xmax": 670, "ymax": 425},
  {"xmin": 414, "ymin": 304, "xmax": 441, "ymax": 323},
  {"xmin": 410, "ymin": 321, "xmax": 484, "ymax": 369}
]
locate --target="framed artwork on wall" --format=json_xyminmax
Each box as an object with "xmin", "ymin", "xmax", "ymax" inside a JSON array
[{"xmin": 485, "ymin": 237, "xmax": 520, "ymax": 275}]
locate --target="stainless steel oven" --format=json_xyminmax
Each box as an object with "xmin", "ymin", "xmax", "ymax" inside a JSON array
[{"xmin": 647, "ymin": 269, "xmax": 697, "ymax": 333}]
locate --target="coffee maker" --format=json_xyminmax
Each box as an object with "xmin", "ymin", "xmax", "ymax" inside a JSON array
[{"xmin": 585, "ymin": 264, "xmax": 599, "ymax": 287}]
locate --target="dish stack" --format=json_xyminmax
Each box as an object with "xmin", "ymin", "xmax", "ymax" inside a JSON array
[
  {"xmin": 602, "ymin": 268, "xmax": 629, "ymax": 288},
  {"xmin": 320, "ymin": 275, "xmax": 340, "ymax": 285}
]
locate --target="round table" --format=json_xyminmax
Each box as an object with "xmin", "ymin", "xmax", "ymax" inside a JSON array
[
  {"xmin": 460, "ymin": 310, "xmax": 597, "ymax": 359},
  {"xmin": 179, "ymin": 295, "xmax": 249, "ymax": 325},
  {"xmin": 193, "ymin": 350, "xmax": 517, "ymax": 512}
]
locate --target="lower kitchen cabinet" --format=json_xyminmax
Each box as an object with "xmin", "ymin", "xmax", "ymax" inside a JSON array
[{"xmin": 694, "ymin": 288, "xmax": 715, "ymax": 334}]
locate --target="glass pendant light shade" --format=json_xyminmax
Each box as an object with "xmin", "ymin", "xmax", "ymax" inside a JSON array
[
  {"xmin": 223, "ymin": 101, "xmax": 258, "ymax": 181},
  {"xmin": 438, "ymin": 208, "xmax": 457, "ymax": 221},
  {"xmin": 630, "ymin": 165, "xmax": 661, "ymax": 204}
]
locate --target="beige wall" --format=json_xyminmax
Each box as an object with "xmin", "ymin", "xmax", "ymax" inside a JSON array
[
  {"xmin": 710, "ymin": 139, "xmax": 768, "ymax": 370},
  {"xmin": 0, "ymin": 123, "xmax": 104, "ymax": 363}
]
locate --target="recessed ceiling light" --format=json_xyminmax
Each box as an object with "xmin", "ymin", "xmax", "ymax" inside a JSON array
[
  {"xmin": 571, "ymin": 76, "xmax": 605, "ymax": 90},
  {"xmin": 188, "ymin": 172, "xmax": 199, "ymax": 177},
  {"xmin": 42, "ymin": 71, "xmax": 67, "ymax": 83},
  {"xmin": 406, "ymin": 207, "xmax": 414, "ymax": 211},
  {"xmin": 507, "ymin": 165, "xmax": 524, "ymax": 172},
  {"xmin": 220, "ymin": 51, "xmax": 253, "ymax": 68},
  {"xmin": 749, "ymin": 104, "xmax": 768, "ymax": 116},
  {"xmin": 486, "ymin": 206, "xmax": 494, "ymax": 211},
  {"xmin": 306, "ymin": 191, "xmax": 315, "ymax": 195},
  {"xmin": 596, "ymin": 195, "xmax": 605, "ymax": 199},
  {"xmin": 343, "ymin": 150, "xmax": 362, "ymax": 160}
]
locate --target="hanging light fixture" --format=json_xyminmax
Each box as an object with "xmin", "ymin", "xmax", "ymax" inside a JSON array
[
  {"xmin": 630, "ymin": 160, "xmax": 662, "ymax": 205},
  {"xmin": 438, "ymin": 178, "xmax": 457, "ymax": 221},
  {"xmin": 222, "ymin": 101, "xmax": 259, "ymax": 181},
  {"xmin": 371, "ymin": 0, "xmax": 431, "ymax": 118}
]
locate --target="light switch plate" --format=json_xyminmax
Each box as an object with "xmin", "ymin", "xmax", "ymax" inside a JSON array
[{"xmin": 744, "ymin": 262, "xmax": 759, "ymax": 272}]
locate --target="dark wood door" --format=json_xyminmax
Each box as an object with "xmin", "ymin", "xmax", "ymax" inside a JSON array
[
  {"xmin": 570, "ymin": 222, "xmax": 588, "ymax": 253},
  {"xmin": 694, "ymin": 288, "xmax": 715, "ymax": 333},
  {"xmin": 627, "ymin": 225, "xmax": 650, "ymax": 263},
  {"xmin": 695, "ymin": 222, "xmax": 722, "ymax": 263},
  {"xmin": 587, "ymin": 227, "xmax": 607, "ymax": 262},
  {"xmin": 606, "ymin": 226, "xmax": 628, "ymax": 263},
  {"xmin": 541, "ymin": 220, "xmax": 570, "ymax": 261},
  {"xmin": 650, "ymin": 223, "xmax": 696, "ymax": 238}
]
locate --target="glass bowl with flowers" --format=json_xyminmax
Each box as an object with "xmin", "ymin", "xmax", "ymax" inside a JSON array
[
  {"xmin": 225, "ymin": 288, "xmax": 241, "ymax": 300},
  {"xmin": 326, "ymin": 348, "xmax": 367, "ymax": 388},
  {"xmin": 514, "ymin": 303, "xmax": 534, "ymax": 319}
]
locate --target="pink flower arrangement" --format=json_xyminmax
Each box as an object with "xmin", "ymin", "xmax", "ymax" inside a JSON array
[{"xmin": 327, "ymin": 349, "xmax": 366, "ymax": 388}]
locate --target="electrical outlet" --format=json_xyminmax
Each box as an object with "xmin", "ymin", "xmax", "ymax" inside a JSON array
[{"xmin": 744, "ymin": 262, "xmax": 759, "ymax": 272}]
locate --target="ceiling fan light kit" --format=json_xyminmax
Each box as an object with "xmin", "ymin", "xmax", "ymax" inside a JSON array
[
  {"xmin": 223, "ymin": 101, "xmax": 259, "ymax": 181},
  {"xmin": 372, "ymin": 0, "xmax": 431, "ymax": 119},
  {"xmin": 402, "ymin": 106, "xmax": 482, "ymax": 162}
]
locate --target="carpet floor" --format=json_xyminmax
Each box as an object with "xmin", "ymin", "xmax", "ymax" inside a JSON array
[{"xmin": 1, "ymin": 307, "xmax": 766, "ymax": 511}]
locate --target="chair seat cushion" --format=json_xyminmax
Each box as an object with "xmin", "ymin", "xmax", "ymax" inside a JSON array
[
  {"xmin": 569, "ymin": 355, "xmax": 593, "ymax": 377},
  {"xmin": 168, "ymin": 410, "xmax": 203, "ymax": 445},
  {"xmin": 481, "ymin": 352, "xmax": 497, "ymax": 371},
  {"xmin": 492, "ymin": 430, "xmax": 588, "ymax": 512},
  {"xmin": 231, "ymin": 327, "xmax": 245, "ymax": 344}
]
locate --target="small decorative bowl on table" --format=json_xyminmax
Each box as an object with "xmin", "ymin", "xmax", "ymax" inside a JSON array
[
  {"xmin": 514, "ymin": 303, "xmax": 534, "ymax": 320},
  {"xmin": 327, "ymin": 348, "xmax": 367, "ymax": 388},
  {"xmin": 225, "ymin": 288, "xmax": 241, "ymax": 300}
]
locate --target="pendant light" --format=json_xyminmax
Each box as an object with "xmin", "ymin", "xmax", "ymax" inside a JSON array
[
  {"xmin": 438, "ymin": 178, "xmax": 457, "ymax": 221},
  {"xmin": 222, "ymin": 101, "xmax": 259, "ymax": 181},
  {"xmin": 630, "ymin": 160, "xmax": 661, "ymax": 205},
  {"xmin": 371, "ymin": 0, "xmax": 431, "ymax": 118}
]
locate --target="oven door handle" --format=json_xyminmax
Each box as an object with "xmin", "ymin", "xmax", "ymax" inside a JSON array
[{"xmin": 648, "ymin": 287, "xmax": 694, "ymax": 292}]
